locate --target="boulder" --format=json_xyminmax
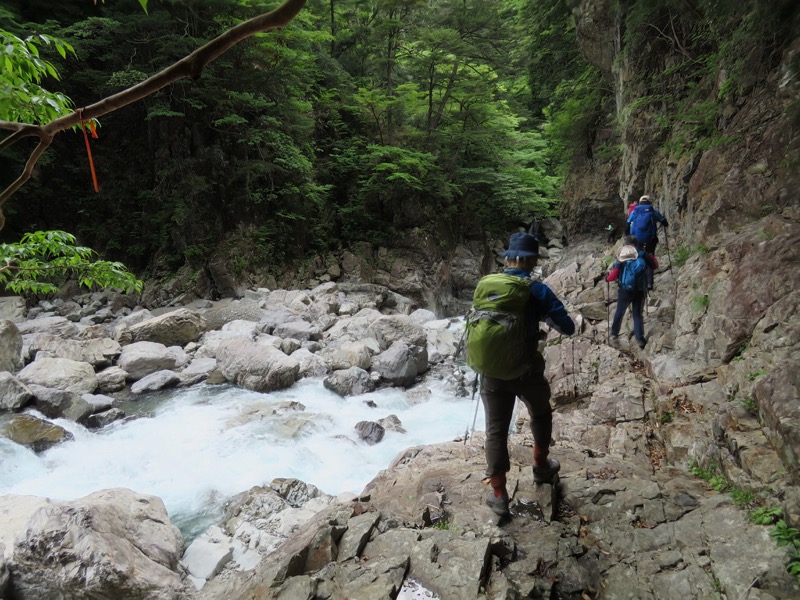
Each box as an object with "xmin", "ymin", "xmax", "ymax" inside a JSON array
[
  {"xmin": 0, "ymin": 320, "xmax": 22, "ymax": 373},
  {"xmin": 96, "ymin": 366, "xmax": 128, "ymax": 393},
  {"xmin": 1, "ymin": 414, "xmax": 73, "ymax": 453},
  {"xmin": 27, "ymin": 384, "xmax": 95, "ymax": 423},
  {"xmin": 16, "ymin": 357, "xmax": 97, "ymax": 394},
  {"xmin": 127, "ymin": 308, "xmax": 208, "ymax": 347},
  {"xmin": 131, "ymin": 370, "xmax": 181, "ymax": 395},
  {"xmin": 367, "ymin": 314, "xmax": 426, "ymax": 351},
  {"xmin": 354, "ymin": 420, "xmax": 385, "ymax": 445},
  {"xmin": 117, "ymin": 341, "xmax": 185, "ymax": 381},
  {"xmin": 14, "ymin": 316, "xmax": 79, "ymax": 337},
  {"xmin": 0, "ymin": 372, "xmax": 32, "ymax": 413},
  {"xmin": 371, "ymin": 341, "xmax": 426, "ymax": 387},
  {"xmin": 319, "ymin": 339, "xmax": 377, "ymax": 371},
  {"xmin": 8, "ymin": 488, "xmax": 186, "ymax": 600},
  {"xmin": 272, "ymin": 320, "xmax": 322, "ymax": 342},
  {"xmin": 0, "ymin": 296, "xmax": 26, "ymax": 322},
  {"xmin": 290, "ymin": 348, "xmax": 329, "ymax": 379},
  {"xmin": 22, "ymin": 333, "xmax": 120, "ymax": 367},
  {"xmin": 323, "ymin": 367, "xmax": 375, "ymax": 397},
  {"xmin": 180, "ymin": 357, "xmax": 218, "ymax": 386},
  {"xmin": 86, "ymin": 408, "xmax": 126, "ymax": 429},
  {"xmin": 216, "ymin": 339, "xmax": 299, "ymax": 393}
]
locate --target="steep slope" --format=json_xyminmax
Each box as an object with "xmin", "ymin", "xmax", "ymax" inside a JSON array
[{"xmin": 560, "ymin": 1, "xmax": 799, "ymax": 493}]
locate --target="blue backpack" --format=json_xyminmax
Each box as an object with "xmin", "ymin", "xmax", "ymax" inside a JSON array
[
  {"xmin": 630, "ymin": 205, "xmax": 656, "ymax": 243},
  {"xmin": 620, "ymin": 253, "xmax": 648, "ymax": 291}
]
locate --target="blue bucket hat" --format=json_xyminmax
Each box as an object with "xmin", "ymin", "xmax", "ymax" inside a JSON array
[{"xmin": 499, "ymin": 232, "xmax": 540, "ymax": 259}]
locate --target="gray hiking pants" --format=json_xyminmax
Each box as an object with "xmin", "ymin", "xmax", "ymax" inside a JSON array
[{"xmin": 481, "ymin": 352, "xmax": 552, "ymax": 477}]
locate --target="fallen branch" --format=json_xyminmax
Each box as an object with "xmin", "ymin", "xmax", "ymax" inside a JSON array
[{"xmin": 0, "ymin": 0, "xmax": 308, "ymax": 224}]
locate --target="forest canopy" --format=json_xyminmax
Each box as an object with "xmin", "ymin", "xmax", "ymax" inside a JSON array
[{"xmin": 0, "ymin": 0, "xmax": 595, "ymax": 278}]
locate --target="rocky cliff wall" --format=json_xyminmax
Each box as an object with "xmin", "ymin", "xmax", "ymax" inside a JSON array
[
  {"xmin": 562, "ymin": 0, "xmax": 800, "ymax": 491},
  {"xmin": 566, "ymin": 0, "xmax": 799, "ymax": 242}
]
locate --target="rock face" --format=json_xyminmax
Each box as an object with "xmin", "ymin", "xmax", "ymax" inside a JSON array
[
  {"xmin": 0, "ymin": 320, "xmax": 22, "ymax": 372},
  {"xmin": 7, "ymin": 488, "xmax": 186, "ymax": 599},
  {"xmin": 195, "ymin": 440, "xmax": 799, "ymax": 600}
]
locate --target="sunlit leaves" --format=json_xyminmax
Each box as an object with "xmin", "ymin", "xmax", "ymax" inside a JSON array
[
  {"xmin": 0, "ymin": 231, "xmax": 143, "ymax": 295},
  {"xmin": 0, "ymin": 29, "xmax": 75, "ymax": 124}
]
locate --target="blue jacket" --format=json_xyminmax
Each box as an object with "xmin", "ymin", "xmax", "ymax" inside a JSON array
[
  {"xmin": 627, "ymin": 204, "xmax": 667, "ymax": 243},
  {"xmin": 504, "ymin": 268, "xmax": 575, "ymax": 336}
]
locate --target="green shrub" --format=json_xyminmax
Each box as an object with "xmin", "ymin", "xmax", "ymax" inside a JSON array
[
  {"xmin": 689, "ymin": 459, "xmax": 728, "ymax": 492},
  {"xmin": 740, "ymin": 396, "xmax": 758, "ymax": 416},
  {"xmin": 749, "ymin": 506, "xmax": 782, "ymax": 525},
  {"xmin": 674, "ymin": 245, "xmax": 691, "ymax": 267},
  {"xmin": 692, "ymin": 294, "xmax": 710, "ymax": 311}
]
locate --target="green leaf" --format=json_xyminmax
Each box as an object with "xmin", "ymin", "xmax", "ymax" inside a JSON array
[{"xmin": 0, "ymin": 230, "xmax": 142, "ymax": 296}]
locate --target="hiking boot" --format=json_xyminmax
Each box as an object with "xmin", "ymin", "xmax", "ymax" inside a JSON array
[
  {"xmin": 486, "ymin": 492, "xmax": 510, "ymax": 517},
  {"xmin": 637, "ymin": 338, "xmax": 647, "ymax": 349},
  {"xmin": 533, "ymin": 458, "xmax": 561, "ymax": 484}
]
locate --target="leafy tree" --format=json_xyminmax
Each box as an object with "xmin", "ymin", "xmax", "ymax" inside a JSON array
[
  {"xmin": 0, "ymin": 0, "xmax": 309, "ymax": 214},
  {"xmin": 1, "ymin": 0, "xmax": 583, "ymax": 287},
  {"xmin": 0, "ymin": 25, "xmax": 142, "ymax": 294},
  {"xmin": 0, "ymin": 230, "xmax": 142, "ymax": 294}
]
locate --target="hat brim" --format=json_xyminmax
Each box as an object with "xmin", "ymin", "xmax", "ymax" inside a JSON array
[
  {"xmin": 618, "ymin": 246, "xmax": 638, "ymax": 261},
  {"xmin": 499, "ymin": 249, "xmax": 539, "ymax": 258}
]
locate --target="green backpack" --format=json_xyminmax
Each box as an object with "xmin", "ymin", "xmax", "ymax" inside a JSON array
[{"xmin": 465, "ymin": 273, "xmax": 535, "ymax": 380}]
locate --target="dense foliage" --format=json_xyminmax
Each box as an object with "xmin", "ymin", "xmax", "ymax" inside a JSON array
[
  {"xmin": 3, "ymin": 0, "xmax": 792, "ymax": 283},
  {"xmin": 0, "ymin": 0, "xmax": 582, "ymax": 281},
  {"xmin": 0, "ymin": 230, "xmax": 142, "ymax": 294}
]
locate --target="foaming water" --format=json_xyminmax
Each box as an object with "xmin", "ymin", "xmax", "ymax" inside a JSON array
[{"xmin": 0, "ymin": 378, "xmax": 484, "ymax": 539}]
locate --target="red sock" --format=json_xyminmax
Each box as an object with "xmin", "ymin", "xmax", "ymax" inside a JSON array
[
  {"xmin": 489, "ymin": 474, "xmax": 507, "ymax": 497},
  {"xmin": 533, "ymin": 444, "xmax": 549, "ymax": 468}
]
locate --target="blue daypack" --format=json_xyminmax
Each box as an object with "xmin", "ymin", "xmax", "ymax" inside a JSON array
[
  {"xmin": 620, "ymin": 252, "xmax": 648, "ymax": 291},
  {"xmin": 630, "ymin": 205, "xmax": 656, "ymax": 243}
]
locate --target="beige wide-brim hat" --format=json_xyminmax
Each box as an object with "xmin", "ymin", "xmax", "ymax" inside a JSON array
[{"xmin": 618, "ymin": 245, "xmax": 638, "ymax": 262}]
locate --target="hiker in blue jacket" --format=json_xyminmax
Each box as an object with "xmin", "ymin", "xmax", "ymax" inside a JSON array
[
  {"xmin": 627, "ymin": 195, "xmax": 668, "ymax": 290},
  {"xmin": 481, "ymin": 232, "xmax": 575, "ymax": 518},
  {"xmin": 605, "ymin": 235, "xmax": 659, "ymax": 349}
]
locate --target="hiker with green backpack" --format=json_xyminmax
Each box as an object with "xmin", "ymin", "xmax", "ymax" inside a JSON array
[
  {"xmin": 465, "ymin": 232, "xmax": 575, "ymax": 519},
  {"xmin": 605, "ymin": 235, "xmax": 659, "ymax": 349}
]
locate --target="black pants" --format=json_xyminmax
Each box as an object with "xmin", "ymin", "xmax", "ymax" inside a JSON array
[
  {"xmin": 611, "ymin": 287, "xmax": 645, "ymax": 343},
  {"xmin": 480, "ymin": 353, "xmax": 552, "ymax": 476},
  {"xmin": 643, "ymin": 238, "xmax": 658, "ymax": 288}
]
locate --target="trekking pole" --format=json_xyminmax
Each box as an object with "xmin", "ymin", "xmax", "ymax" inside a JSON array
[
  {"xmin": 641, "ymin": 286, "xmax": 647, "ymax": 336},
  {"xmin": 464, "ymin": 374, "xmax": 480, "ymax": 444},
  {"xmin": 606, "ymin": 279, "xmax": 610, "ymax": 345},
  {"xmin": 572, "ymin": 338, "xmax": 578, "ymax": 397},
  {"xmin": 663, "ymin": 225, "xmax": 673, "ymax": 272}
]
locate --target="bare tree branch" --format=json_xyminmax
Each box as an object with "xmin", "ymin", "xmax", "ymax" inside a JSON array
[{"xmin": 0, "ymin": 0, "xmax": 308, "ymax": 223}]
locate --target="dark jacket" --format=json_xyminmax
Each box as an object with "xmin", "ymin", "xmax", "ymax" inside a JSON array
[{"xmin": 504, "ymin": 268, "xmax": 575, "ymax": 336}]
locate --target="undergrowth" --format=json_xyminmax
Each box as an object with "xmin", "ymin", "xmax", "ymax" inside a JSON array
[{"xmin": 690, "ymin": 459, "xmax": 800, "ymax": 582}]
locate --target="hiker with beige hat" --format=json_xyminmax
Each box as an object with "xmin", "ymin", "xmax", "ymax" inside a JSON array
[{"xmin": 605, "ymin": 235, "xmax": 659, "ymax": 349}]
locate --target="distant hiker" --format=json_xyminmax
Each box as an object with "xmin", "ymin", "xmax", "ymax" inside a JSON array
[
  {"xmin": 605, "ymin": 235, "xmax": 659, "ymax": 349},
  {"xmin": 623, "ymin": 200, "xmax": 637, "ymax": 235},
  {"xmin": 606, "ymin": 222, "xmax": 618, "ymax": 244},
  {"xmin": 465, "ymin": 232, "xmax": 575, "ymax": 519},
  {"xmin": 627, "ymin": 195, "xmax": 668, "ymax": 289}
]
